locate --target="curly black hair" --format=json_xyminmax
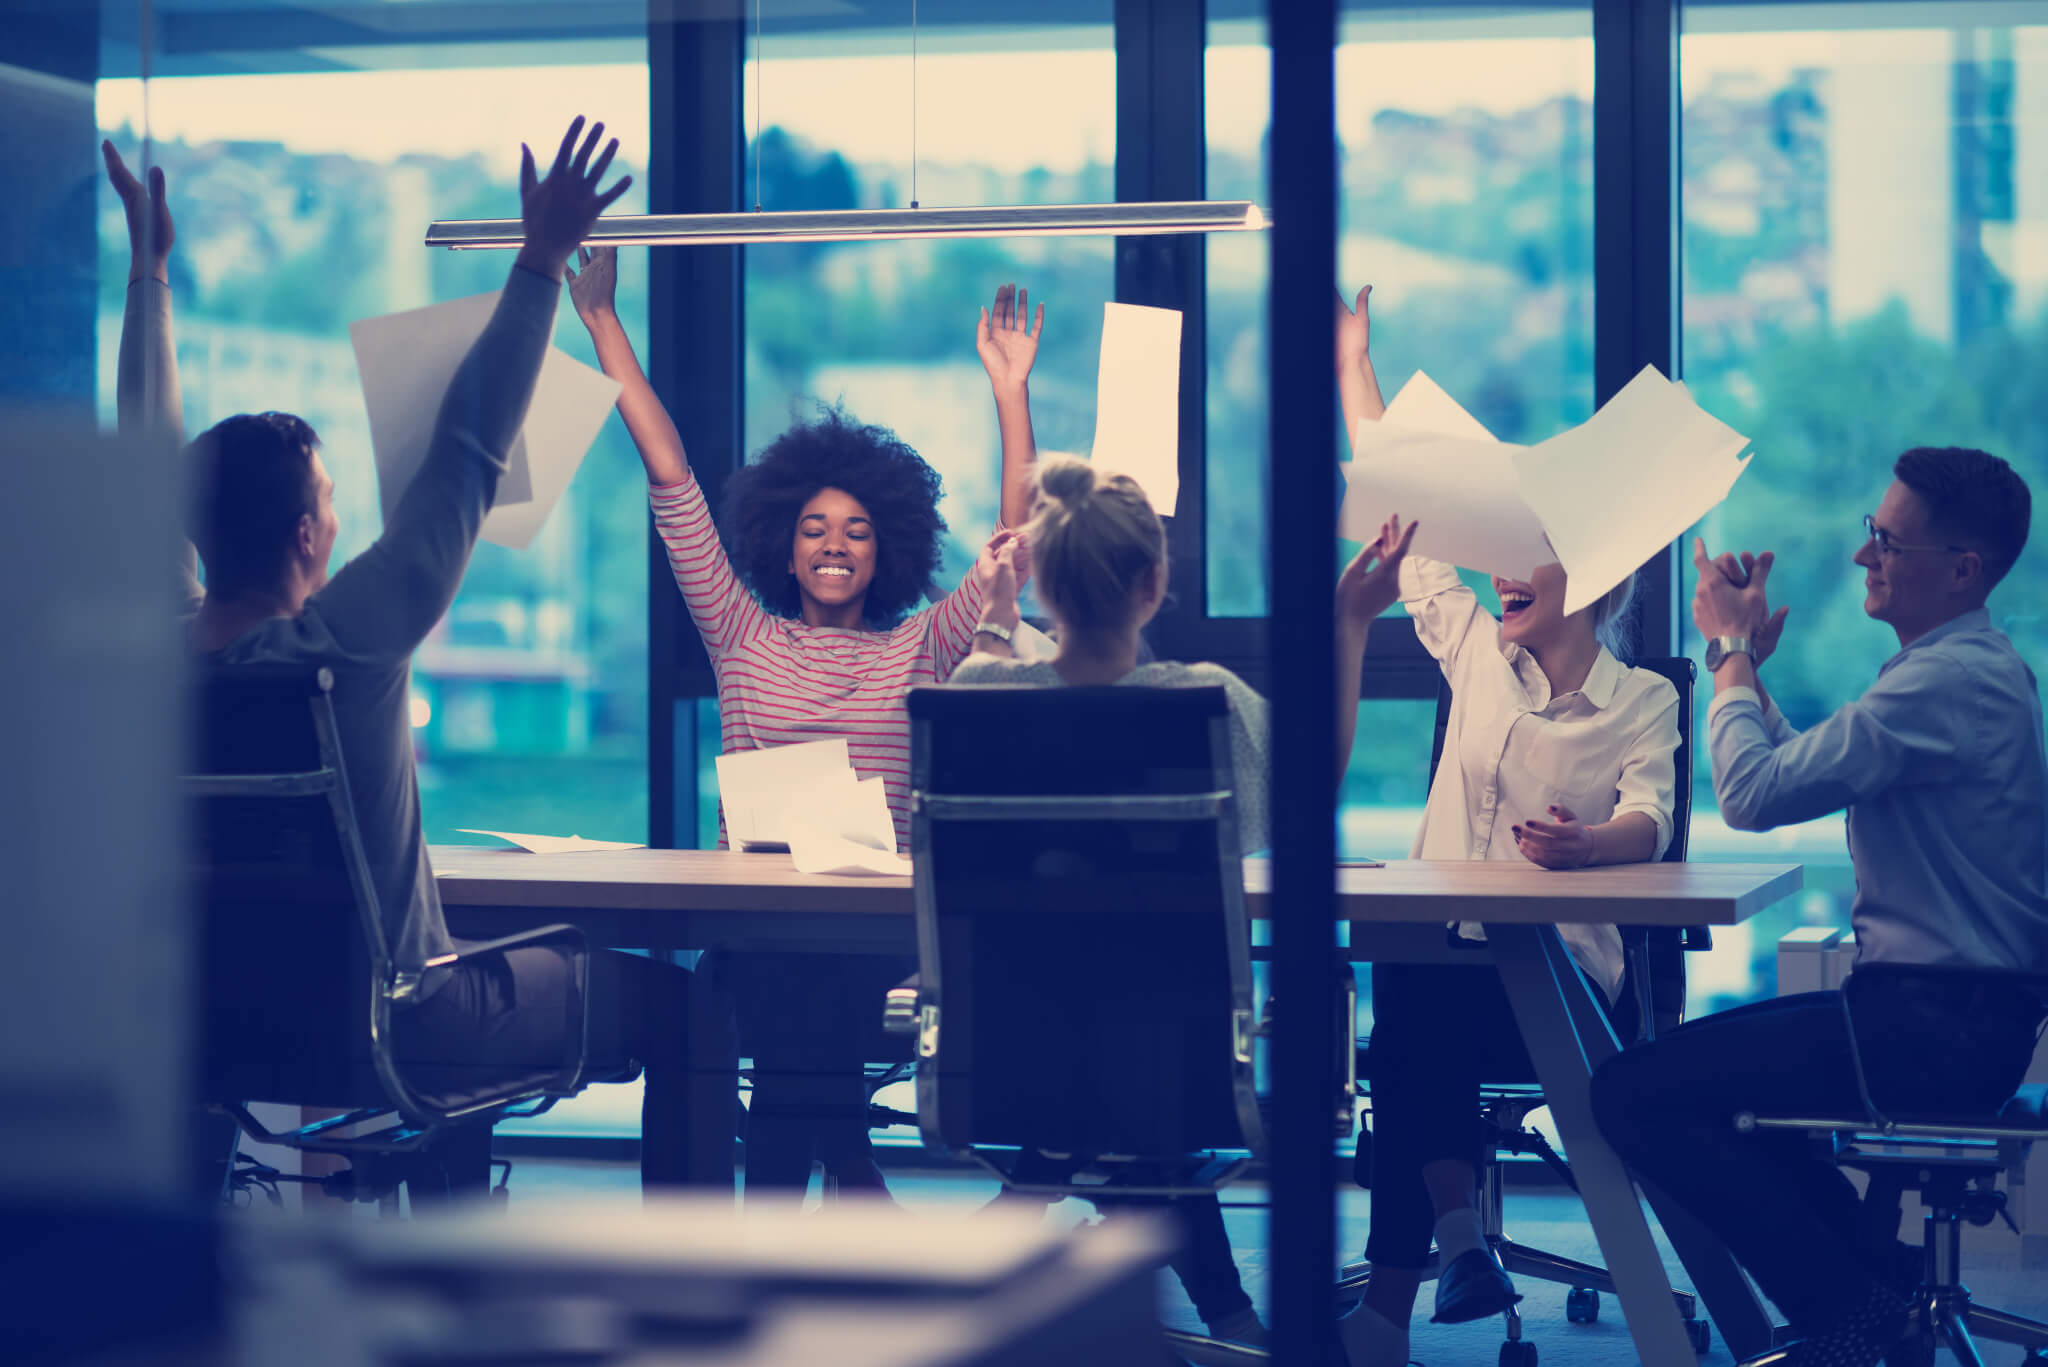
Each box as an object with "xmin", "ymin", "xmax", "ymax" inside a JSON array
[{"xmin": 721, "ymin": 404, "xmax": 948, "ymax": 627}]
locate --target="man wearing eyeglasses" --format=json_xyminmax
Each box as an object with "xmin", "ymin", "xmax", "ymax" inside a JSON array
[{"xmin": 1587, "ymin": 447, "xmax": 2046, "ymax": 1367}]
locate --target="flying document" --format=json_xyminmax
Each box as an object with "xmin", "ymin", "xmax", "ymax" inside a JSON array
[
  {"xmin": 1339, "ymin": 368, "xmax": 1753, "ymax": 609},
  {"xmin": 1089, "ymin": 302, "xmax": 1183, "ymax": 516},
  {"xmin": 352, "ymin": 291, "xmax": 622, "ymax": 550},
  {"xmin": 1517, "ymin": 365, "xmax": 1753, "ymax": 615},
  {"xmin": 1337, "ymin": 372, "xmax": 1553, "ymax": 580}
]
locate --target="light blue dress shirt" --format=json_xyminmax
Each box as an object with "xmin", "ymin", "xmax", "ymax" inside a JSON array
[{"xmin": 1709, "ymin": 609, "xmax": 2048, "ymax": 972}]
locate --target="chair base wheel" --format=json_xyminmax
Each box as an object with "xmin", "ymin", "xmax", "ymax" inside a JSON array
[
  {"xmin": 1499, "ymin": 1340, "xmax": 1538, "ymax": 1367},
  {"xmin": 1686, "ymin": 1318, "xmax": 1712, "ymax": 1354},
  {"xmin": 1565, "ymin": 1288, "xmax": 1599, "ymax": 1324}
]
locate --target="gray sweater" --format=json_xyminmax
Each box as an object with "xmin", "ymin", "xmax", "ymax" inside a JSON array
[{"xmin": 126, "ymin": 267, "xmax": 560, "ymax": 990}]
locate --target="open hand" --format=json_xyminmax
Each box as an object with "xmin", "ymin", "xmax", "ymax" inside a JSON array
[
  {"xmin": 517, "ymin": 117, "xmax": 633, "ymax": 281},
  {"xmin": 976, "ymin": 282, "xmax": 1043, "ymax": 392},
  {"xmin": 1334, "ymin": 284, "xmax": 1371, "ymax": 373},
  {"xmin": 565, "ymin": 245, "xmax": 620, "ymax": 325},
  {"xmin": 1336, "ymin": 513, "xmax": 1417, "ymax": 627},
  {"xmin": 1690, "ymin": 538, "xmax": 1777, "ymax": 648},
  {"xmin": 1514, "ymin": 805, "xmax": 1595, "ymax": 870},
  {"xmin": 102, "ymin": 140, "xmax": 173, "ymax": 282}
]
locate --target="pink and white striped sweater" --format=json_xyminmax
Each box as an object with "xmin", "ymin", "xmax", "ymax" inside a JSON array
[{"xmin": 650, "ymin": 471, "xmax": 992, "ymax": 849}]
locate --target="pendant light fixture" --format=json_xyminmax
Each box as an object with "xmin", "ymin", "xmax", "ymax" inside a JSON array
[{"xmin": 424, "ymin": 1, "xmax": 1269, "ymax": 251}]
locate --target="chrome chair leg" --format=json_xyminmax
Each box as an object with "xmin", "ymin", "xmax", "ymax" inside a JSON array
[{"xmin": 1965, "ymin": 1303, "xmax": 2048, "ymax": 1351}]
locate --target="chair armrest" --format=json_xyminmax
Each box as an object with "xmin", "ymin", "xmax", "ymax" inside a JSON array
[
  {"xmin": 883, "ymin": 974, "xmax": 922, "ymax": 1036},
  {"xmin": 427, "ymin": 923, "xmax": 588, "ymax": 968}
]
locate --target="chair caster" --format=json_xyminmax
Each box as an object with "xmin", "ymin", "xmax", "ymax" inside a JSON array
[
  {"xmin": 1685, "ymin": 1317, "xmax": 1712, "ymax": 1354},
  {"xmin": 1565, "ymin": 1288, "xmax": 1599, "ymax": 1324},
  {"xmin": 1499, "ymin": 1340, "xmax": 1537, "ymax": 1367}
]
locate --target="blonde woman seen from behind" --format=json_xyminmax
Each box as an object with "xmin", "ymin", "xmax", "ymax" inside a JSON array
[{"xmin": 953, "ymin": 455, "xmax": 1414, "ymax": 1349}]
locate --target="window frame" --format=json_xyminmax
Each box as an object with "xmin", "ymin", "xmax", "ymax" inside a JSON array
[{"xmin": 644, "ymin": 0, "xmax": 1686, "ymax": 845}]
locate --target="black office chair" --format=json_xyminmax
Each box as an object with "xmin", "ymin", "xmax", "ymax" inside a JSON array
[
  {"xmin": 1734, "ymin": 964, "xmax": 2048, "ymax": 1367},
  {"xmin": 191, "ymin": 664, "xmax": 591, "ymax": 1207},
  {"xmin": 1338, "ymin": 657, "xmax": 1712, "ymax": 1361},
  {"xmin": 887, "ymin": 684, "xmax": 1352, "ymax": 1367}
]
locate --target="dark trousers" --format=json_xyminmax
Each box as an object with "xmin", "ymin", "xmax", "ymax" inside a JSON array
[
  {"xmin": 399, "ymin": 945, "xmax": 695, "ymax": 1190},
  {"xmin": 1004, "ymin": 1151, "xmax": 1253, "ymax": 1328},
  {"xmin": 1359, "ymin": 961, "xmax": 1564, "ymax": 1268},
  {"xmin": 1590, "ymin": 983, "xmax": 2042, "ymax": 1336},
  {"xmin": 721, "ymin": 950, "xmax": 917, "ymax": 1191}
]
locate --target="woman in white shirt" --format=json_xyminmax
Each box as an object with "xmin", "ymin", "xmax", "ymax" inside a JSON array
[
  {"xmin": 957, "ymin": 454, "xmax": 1415, "ymax": 1347},
  {"xmin": 1334, "ymin": 286, "xmax": 1681, "ymax": 1367}
]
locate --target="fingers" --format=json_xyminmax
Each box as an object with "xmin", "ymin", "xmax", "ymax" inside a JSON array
[
  {"xmin": 586, "ymin": 136, "xmax": 620, "ymax": 186},
  {"xmin": 578, "ymin": 247, "xmax": 591, "ymax": 268},
  {"xmin": 1029, "ymin": 301, "xmax": 1044, "ymax": 340},
  {"xmin": 1356, "ymin": 283, "xmax": 1371, "ymax": 317},
  {"xmin": 551, "ymin": 116, "xmax": 586, "ymax": 177},
  {"xmin": 977, "ymin": 308, "xmax": 991, "ymax": 345},
  {"xmin": 573, "ymin": 121, "xmax": 606, "ymax": 176},
  {"xmin": 101, "ymin": 139, "xmax": 137, "ymax": 194},
  {"xmin": 1016, "ymin": 286, "xmax": 1028, "ymax": 328},
  {"xmin": 520, "ymin": 144, "xmax": 537, "ymax": 201},
  {"xmin": 1691, "ymin": 536, "xmax": 1715, "ymax": 574},
  {"xmin": 1549, "ymin": 803, "xmax": 1578, "ymax": 824},
  {"xmin": 993, "ymin": 282, "xmax": 1013, "ymax": 330},
  {"xmin": 1765, "ymin": 604, "xmax": 1790, "ymax": 637},
  {"xmin": 1521, "ymin": 819, "xmax": 1571, "ymax": 839},
  {"xmin": 1392, "ymin": 517, "xmax": 1418, "ymax": 557},
  {"xmin": 594, "ymin": 174, "xmax": 634, "ymax": 212},
  {"xmin": 1750, "ymin": 549, "xmax": 1776, "ymax": 591}
]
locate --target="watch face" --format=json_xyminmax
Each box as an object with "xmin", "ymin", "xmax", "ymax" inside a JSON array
[{"xmin": 1704, "ymin": 641, "xmax": 1723, "ymax": 670}]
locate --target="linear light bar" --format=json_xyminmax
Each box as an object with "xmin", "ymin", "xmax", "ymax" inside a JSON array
[{"xmin": 423, "ymin": 201, "xmax": 1269, "ymax": 250}]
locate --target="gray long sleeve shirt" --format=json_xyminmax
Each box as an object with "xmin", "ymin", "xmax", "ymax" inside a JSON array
[
  {"xmin": 126, "ymin": 267, "xmax": 560, "ymax": 991},
  {"xmin": 1709, "ymin": 609, "xmax": 2048, "ymax": 972}
]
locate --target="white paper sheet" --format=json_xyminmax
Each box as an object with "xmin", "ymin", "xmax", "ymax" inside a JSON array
[
  {"xmin": 1089, "ymin": 302, "xmax": 1183, "ymax": 516},
  {"xmin": 1338, "ymin": 419, "xmax": 1553, "ymax": 580},
  {"xmin": 784, "ymin": 822, "xmax": 913, "ymax": 877},
  {"xmin": 351, "ymin": 291, "xmax": 621, "ymax": 551},
  {"xmin": 1516, "ymin": 365, "xmax": 1753, "ymax": 615},
  {"xmin": 455, "ymin": 830, "xmax": 645, "ymax": 854},
  {"xmin": 1383, "ymin": 369, "xmax": 1501, "ymax": 442},
  {"xmin": 1011, "ymin": 621, "xmax": 1058, "ymax": 662},
  {"xmin": 714, "ymin": 738, "xmax": 854, "ymax": 850}
]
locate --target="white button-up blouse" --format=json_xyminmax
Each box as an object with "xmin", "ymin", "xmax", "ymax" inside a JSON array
[{"xmin": 1401, "ymin": 554, "xmax": 1682, "ymax": 1003}]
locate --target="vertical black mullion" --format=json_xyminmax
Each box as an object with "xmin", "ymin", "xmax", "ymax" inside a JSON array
[
  {"xmin": 647, "ymin": 6, "xmax": 742, "ymax": 848},
  {"xmin": 1268, "ymin": 0, "xmax": 1339, "ymax": 1361},
  {"xmin": 1117, "ymin": 0, "xmax": 1212, "ymax": 663},
  {"xmin": 1594, "ymin": 0, "xmax": 1680, "ymax": 656}
]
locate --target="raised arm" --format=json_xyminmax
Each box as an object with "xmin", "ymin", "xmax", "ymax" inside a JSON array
[
  {"xmin": 1335, "ymin": 284, "xmax": 1387, "ymax": 446},
  {"xmin": 976, "ymin": 282, "xmax": 1043, "ymax": 530},
  {"xmin": 105, "ymin": 140, "xmax": 201, "ymax": 612},
  {"xmin": 1334, "ymin": 515, "xmax": 1417, "ymax": 787},
  {"xmin": 566, "ymin": 246, "xmax": 689, "ymax": 487},
  {"xmin": 309, "ymin": 117, "xmax": 630, "ymax": 659}
]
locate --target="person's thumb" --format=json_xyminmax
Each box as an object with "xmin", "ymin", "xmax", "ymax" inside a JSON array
[{"xmin": 1750, "ymin": 549, "xmax": 1776, "ymax": 590}]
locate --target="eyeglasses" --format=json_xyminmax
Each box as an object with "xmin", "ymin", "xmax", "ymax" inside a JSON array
[{"xmin": 1862, "ymin": 514, "xmax": 1966, "ymax": 557}]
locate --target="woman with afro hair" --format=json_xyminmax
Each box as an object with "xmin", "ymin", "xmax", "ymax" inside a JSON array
[{"xmin": 568, "ymin": 245, "xmax": 1043, "ymax": 1199}]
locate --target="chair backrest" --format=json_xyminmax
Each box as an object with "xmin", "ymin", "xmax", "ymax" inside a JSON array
[
  {"xmin": 1428, "ymin": 656, "xmax": 1700, "ymax": 1034},
  {"xmin": 188, "ymin": 663, "xmax": 398, "ymax": 1111},
  {"xmin": 907, "ymin": 684, "xmax": 1262, "ymax": 1163}
]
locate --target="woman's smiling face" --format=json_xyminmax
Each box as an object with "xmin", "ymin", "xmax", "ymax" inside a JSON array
[
  {"xmin": 1493, "ymin": 561, "xmax": 1572, "ymax": 648},
  {"xmin": 788, "ymin": 486, "xmax": 878, "ymax": 614}
]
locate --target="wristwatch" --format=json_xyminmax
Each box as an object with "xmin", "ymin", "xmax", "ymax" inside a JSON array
[
  {"xmin": 1703, "ymin": 636, "xmax": 1753, "ymax": 670},
  {"xmin": 973, "ymin": 621, "xmax": 1015, "ymax": 644}
]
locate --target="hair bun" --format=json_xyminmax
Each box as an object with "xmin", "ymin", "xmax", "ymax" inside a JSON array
[{"xmin": 1034, "ymin": 455, "xmax": 1099, "ymax": 509}]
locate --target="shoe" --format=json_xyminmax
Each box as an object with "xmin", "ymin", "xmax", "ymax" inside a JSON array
[
  {"xmin": 1737, "ymin": 1283, "xmax": 1911, "ymax": 1367},
  {"xmin": 1429, "ymin": 1247, "xmax": 1520, "ymax": 1325}
]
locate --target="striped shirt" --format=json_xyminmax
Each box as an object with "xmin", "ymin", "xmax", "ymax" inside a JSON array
[{"xmin": 650, "ymin": 472, "xmax": 991, "ymax": 849}]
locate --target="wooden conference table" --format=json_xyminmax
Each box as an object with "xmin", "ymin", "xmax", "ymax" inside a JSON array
[{"xmin": 433, "ymin": 846, "xmax": 1801, "ymax": 1367}]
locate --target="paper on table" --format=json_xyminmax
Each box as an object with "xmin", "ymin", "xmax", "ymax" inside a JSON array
[
  {"xmin": 456, "ymin": 830, "xmax": 645, "ymax": 854},
  {"xmin": 776, "ymin": 770, "xmax": 908, "ymax": 875},
  {"xmin": 1089, "ymin": 302, "xmax": 1183, "ymax": 516},
  {"xmin": 351, "ymin": 291, "xmax": 622, "ymax": 551},
  {"xmin": 1338, "ymin": 419, "xmax": 1553, "ymax": 580},
  {"xmin": 1517, "ymin": 365, "xmax": 1753, "ymax": 615},
  {"xmin": 714, "ymin": 738, "xmax": 854, "ymax": 850},
  {"xmin": 785, "ymin": 825, "xmax": 913, "ymax": 877}
]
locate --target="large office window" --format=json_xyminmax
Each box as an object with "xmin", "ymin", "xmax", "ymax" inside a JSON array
[
  {"xmin": 96, "ymin": 49, "xmax": 653, "ymax": 848},
  {"xmin": 1206, "ymin": 7, "xmax": 1594, "ymax": 853},
  {"xmin": 1678, "ymin": 5, "xmax": 2048, "ymax": 1010}
]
